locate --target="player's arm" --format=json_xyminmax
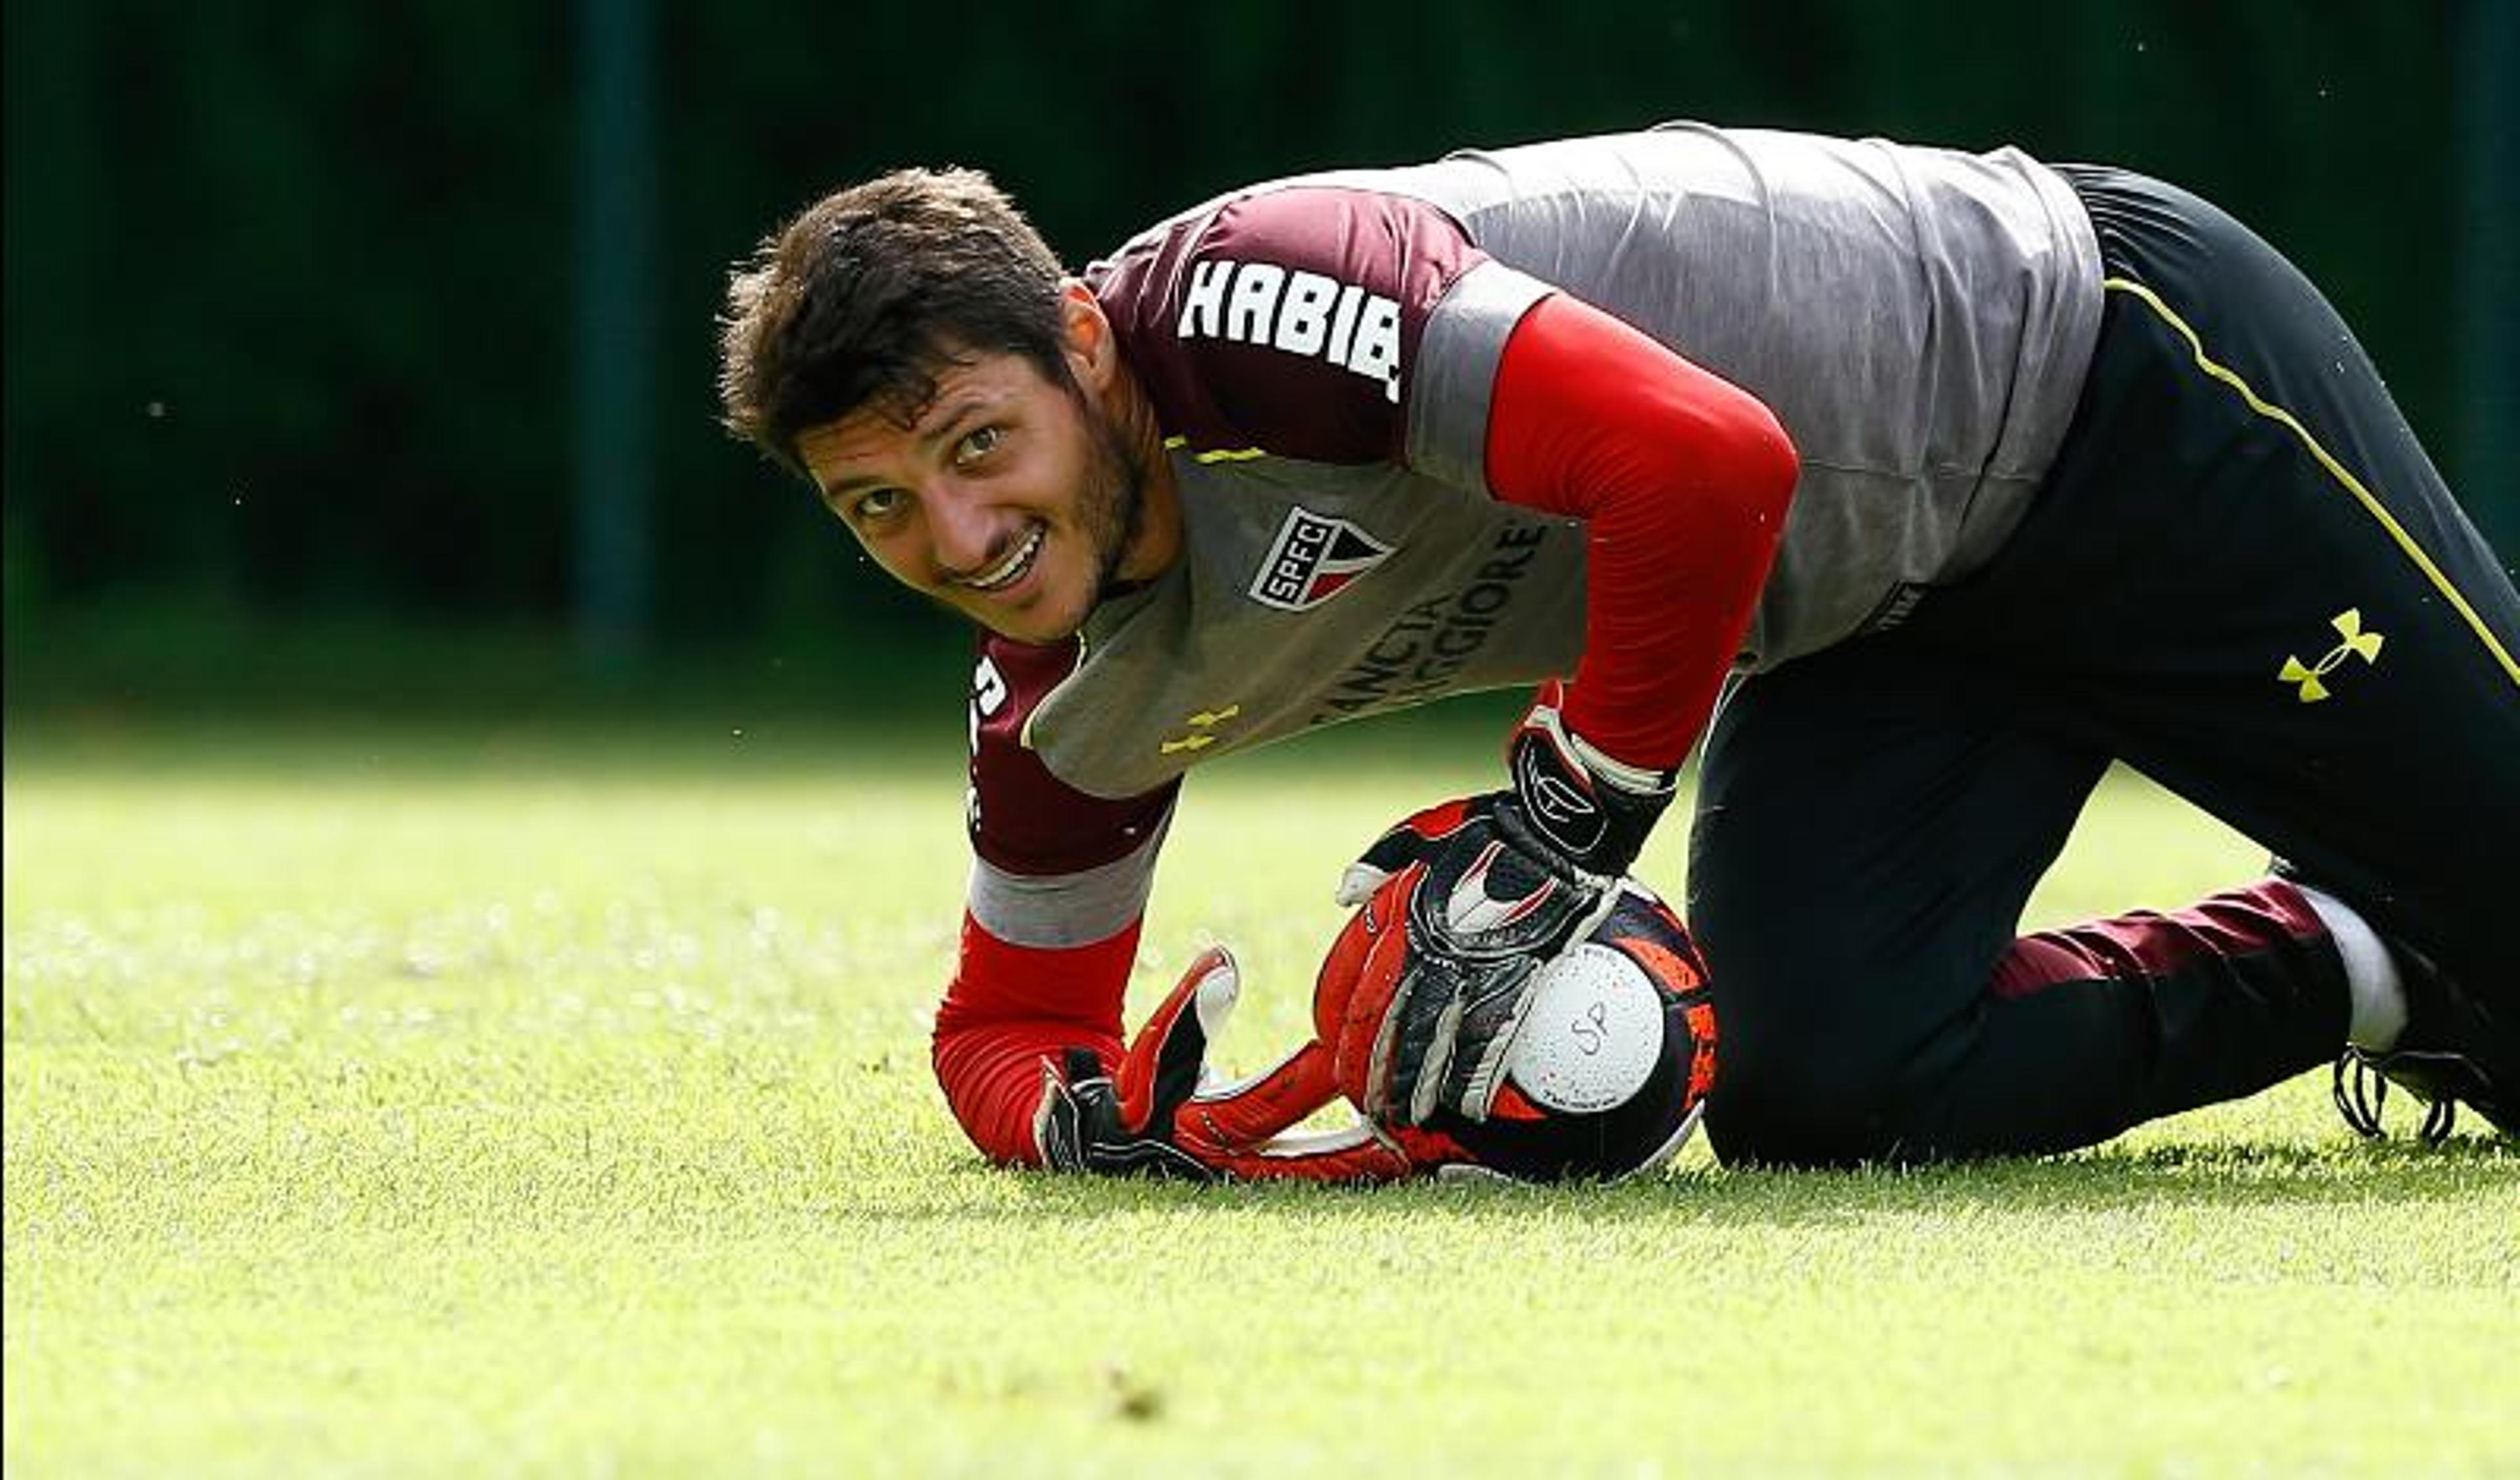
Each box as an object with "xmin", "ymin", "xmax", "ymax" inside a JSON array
[
  {"xmin": 1108, "ymin": 185, "xmax": 1794, "ymax": 813},
  {"xmin": 938, "ymin": 838, "xmax": 1419, "ymax": 1182},
  {"xmin": 1330, "ymin": 295, "xmax": 1796, "ymax": 1122},
  {"xmin": 1111, "ymin": 187, "xmax": 1796, "ymax": 1124},
  {"xmin": 1481, "ymin": 290, "xmax": 1797, "ymax": 781},
  {"xmin": 933, "ymin": 635, "xmax": 1173, "ymax": 1167},
  {"xmin": 930, "ymin": 910, "xmax": 1138, "ymax": 1166},
  {"xmin": 937, "ymin": 636, "xmax": 1418, "ymax": 1180}
]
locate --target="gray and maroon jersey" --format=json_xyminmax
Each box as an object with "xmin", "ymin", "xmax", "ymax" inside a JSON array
[{"xmin": 967, "ymin": 122, "xmax": 2103, "ymax": 950}]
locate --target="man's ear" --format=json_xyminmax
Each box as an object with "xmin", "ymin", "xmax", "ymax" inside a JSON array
[{"xmin": 1059, "ymin": 281, "xmax": 1119, "ymax": 392}]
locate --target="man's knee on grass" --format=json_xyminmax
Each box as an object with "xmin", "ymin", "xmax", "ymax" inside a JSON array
[{"xmin": 1696, "ymin": 989, "xmax": 1969, "ymax": 1168}]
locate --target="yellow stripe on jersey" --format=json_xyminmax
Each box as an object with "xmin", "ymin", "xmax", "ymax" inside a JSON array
[
  {"xmin": 2104, "ymin": 276, "xmax": 2520, "ymax": 689},
  {"xmin": 1162, "ymin": 435, "xmax": 1267, "ymax": 464}
]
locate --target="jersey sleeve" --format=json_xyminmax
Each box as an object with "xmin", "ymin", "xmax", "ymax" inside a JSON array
[
  {"xmin": 1089, "ymin": 185, "xmax": 1545, "ymax": 470},
  {"xmin": 932, "ymin": 633, "xmax": 1181, "ymax": 1165}
]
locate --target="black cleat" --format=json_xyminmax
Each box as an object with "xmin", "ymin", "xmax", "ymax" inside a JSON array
[
  {"xmin": 2328, "ymin": 931, "xmax": 2515, "ymax": 1146},
  {"xmin": 2272, "ymin": 859, "xmax": 2516, "ymax": 1145}
]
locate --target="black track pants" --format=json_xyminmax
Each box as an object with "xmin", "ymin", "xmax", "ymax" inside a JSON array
[{"xmin": 1687, "ymin": 165, "xmax": 2520, "ymax": 1166}]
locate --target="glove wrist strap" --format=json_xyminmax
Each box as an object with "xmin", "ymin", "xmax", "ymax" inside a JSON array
[
  {"xmin": 1564, "ymin": 726, "xmax": 1677, "ymax": 798},
  {"xmin": 1505, "ymin": 684, "xmax": 1675, "ymax": 878}
]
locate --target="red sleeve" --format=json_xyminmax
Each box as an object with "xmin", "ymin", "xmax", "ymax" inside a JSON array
[
  {"xmin": 1484, "ymin": 293, "xmax": 1799, "ymax": 770},
  {"xmin": 931, "ymin": 912, "xmax": 1140, "ymax": 1165}
]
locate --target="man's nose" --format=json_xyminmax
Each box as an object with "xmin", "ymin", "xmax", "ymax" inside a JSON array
[{"xmin": 925, "ymin": 479, "xmax": 998, "ymax": 575}]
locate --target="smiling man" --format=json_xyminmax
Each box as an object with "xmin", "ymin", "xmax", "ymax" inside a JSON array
[{"xmin": 720, "ymin": 125, "xmax": 2517, "ymax": 1180}]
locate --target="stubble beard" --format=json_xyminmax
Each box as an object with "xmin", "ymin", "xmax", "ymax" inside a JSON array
[
  {"xmin": 1079, "ymin": 400, "xmax": 1153, "ymax": 609},
  {"xmin": 920, "ymin": 396, "xmax": 1152, "ymax": 644}
]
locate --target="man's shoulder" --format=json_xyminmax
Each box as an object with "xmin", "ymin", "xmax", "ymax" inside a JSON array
[{"xmin": 1087, "ymin": 183, "xmax": 1490, "ymax": 465}]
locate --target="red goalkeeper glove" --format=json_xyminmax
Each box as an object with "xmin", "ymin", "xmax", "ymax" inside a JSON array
[{"xmin": 1033, "ymin": 947, "xmax": 1418, "ymax": 1183}]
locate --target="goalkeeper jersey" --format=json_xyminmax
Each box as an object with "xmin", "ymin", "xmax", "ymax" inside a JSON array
[{"xmin": 967, "ymin": 121, "xmax": 2102, "ymax": 950}]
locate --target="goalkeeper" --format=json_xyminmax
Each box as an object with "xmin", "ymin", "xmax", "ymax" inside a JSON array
[{"xmin": 718, "ymin": 123, "xmax": 2518, "ymax": 1177}]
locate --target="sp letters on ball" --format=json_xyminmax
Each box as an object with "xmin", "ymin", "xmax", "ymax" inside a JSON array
[{"xmin": 1507, "ymin": 941, "xmax": 1670, "ymax": 1113}]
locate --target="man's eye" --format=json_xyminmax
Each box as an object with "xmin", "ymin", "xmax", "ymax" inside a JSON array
[
  {"xmin": 954, "ymin": 426, "xmax": 1003, "ymax": 464},
  {"xmin": 850, "ymin": 487, "xmax": 907, "ymax": 520}
]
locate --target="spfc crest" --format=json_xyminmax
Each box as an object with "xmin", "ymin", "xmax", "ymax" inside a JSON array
[{"xmin": 1248, "ymin": 506, "xmax": 1395, "ymax": 612}]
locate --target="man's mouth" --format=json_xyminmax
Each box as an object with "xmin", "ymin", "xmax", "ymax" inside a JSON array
[{"xmin": 959, "ymin": 525, "xmax": 1044, "ymax": 594}]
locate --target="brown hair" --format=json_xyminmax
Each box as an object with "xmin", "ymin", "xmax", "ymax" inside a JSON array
[{"xmin": 718, "ymin": 167, "xmax": 1070, "ymax": 478}]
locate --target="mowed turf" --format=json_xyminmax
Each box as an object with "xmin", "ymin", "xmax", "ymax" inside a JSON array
[{"xmin": 6, "ymin": 714, "xmax": 2513, "ymax": 1477}]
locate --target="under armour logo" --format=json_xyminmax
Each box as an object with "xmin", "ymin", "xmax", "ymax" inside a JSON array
[
  {"xmin": 2279, "ymin": 609, "xmax": 2384, "ymax": 702},
  {"xmin": 1159, "ymin": 705, "xmax": 1242, "ymax": 755}
]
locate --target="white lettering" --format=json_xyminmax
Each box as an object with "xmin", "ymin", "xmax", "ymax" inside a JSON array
[
  {"xmin": 1326, "ymin": 283, "xmax": 1362, "ymax": 361},
  {"xmin": 1347, "ymin": 296, "xmax": 1402, "ymax": 403},
  {"xmin": 973, "ymin": 655, "xmax": 1009, "ymax": 718},
  {"xmin": 1180, "ymin": 259, "xmax": 1232, "ymax": 339},
  {"xmin": 1273, "ymin": 270, "xmax": 1338, "ymax": 355},
  {"xmin": 1174, "ymin": 258, "xmax": 1404, "ymax": 402},
  {"xmin": 969, "ymin": 655, "xmax": 1008, "ymax": 754},
  {"xmin": 1225, "ymin": 262, "xmax": 1285, "ymax": 344}
]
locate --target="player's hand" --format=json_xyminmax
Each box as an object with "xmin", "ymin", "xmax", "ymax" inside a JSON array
[
  {"xmin": 1330, "ymin": 682, "xmax": 1677, "ymax": 1126},
  {"xmin": 1034, "ymin": 1047, "xmax": 1217, "ymax": 1180},
  {"xmin": 1034, "ymin": 947, "xmax": 1238, "ymax": 1181},
  {"xmin": 1341, "ymin": 680, "xmax": 1677, "ymax": 905},
  {"xmin": 1035, "ymin": 947, "xmax": 1417, "ymax": 1182}
]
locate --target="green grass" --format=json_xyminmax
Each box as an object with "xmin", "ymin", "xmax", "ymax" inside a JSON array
[{"xmin": 6, "ymin": 712, "xmax": 2515, "ymax": 1477}]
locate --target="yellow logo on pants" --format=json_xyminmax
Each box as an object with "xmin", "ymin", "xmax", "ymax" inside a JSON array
[{"xmin": 2279, "ymin": 609, "xmax": 2384, "ymax": 702}]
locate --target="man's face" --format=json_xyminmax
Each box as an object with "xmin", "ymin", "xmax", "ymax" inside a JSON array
[{"xmin": 798, "ymin": 344, "xmax": 1156, "ymax": 646}]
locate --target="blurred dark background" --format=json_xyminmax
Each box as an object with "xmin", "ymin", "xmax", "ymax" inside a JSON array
[{"xmin": 6, "ymin": 0, "xmax": 2513, "ymax": 724}]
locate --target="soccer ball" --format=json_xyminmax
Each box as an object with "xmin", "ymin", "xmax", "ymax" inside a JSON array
[
  {"xmin": 1425, "ymin": 884, "xmax": 1717, "ymax": 1182},
  {"xmin": 1312, "ymin": 878, "xmax": 1718, "ymax": 1183}
]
